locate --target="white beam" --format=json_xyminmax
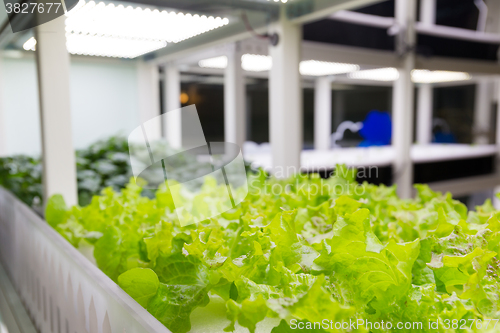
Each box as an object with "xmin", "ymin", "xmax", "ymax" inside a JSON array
[
  {"xmin": 419, "ymin": 0, "xmax": 436, "ymax": 26},
  {"xmin": 330, "ymin": 10, "xmax": 394, "ymax": 28},
  {"xmin": 172, "ymin": 38, "xmax": 500, "ymax": 78},
  {"xmin": 328, "ymin": 9, "xmax": 500, "ymax": 43},
  {"xmin": 415, "ymin": 22, "xmax": 500, "ymax": 43},
  {"xmin": 314, "ymin": 77, "xmax": 332, "ymax": 150},
  {"xmin": 303, "ymin": 40, "xmax": 398, "ymax": 68},
  {"xmin": 35, "ymin": 16, "xmax": 77, "ymax": 206},
  {"xmin": 290, "ymin": 0, "xmax": 383, "ymax": 24},
  {"xmin": 392, "ymin": 0, "xmax": 417, "ymax": 198},
  {"xmin": 164, "ymin": 63, "xmax": 182, "ymax": 149},
  {"xmin": 416, "ymin": 84, "xmax": 433, "ymax": 144},
  {"xmin": 224, "ymin": 43, "xmax": 246, "ymax": 148},
  {"xmin": 269, "ymin": 8, "xmax": 302, "ymax": 177},
  {"xmin": 137, "ymin": 61, "xmax": 161, "ymax": 140},
  {"xmin": 473, "ymin": 79, "xmax": 493, "ymax": 145},
  {"xmin": 415, "ymin": 56, "xmax": 500, "ymax": 75}
]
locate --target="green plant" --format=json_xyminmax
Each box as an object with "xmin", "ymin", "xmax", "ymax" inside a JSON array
[
  {"xmin": 46, "ymin": 166, "xmax": 500, "ymax": 333},
  {"xmin": 75, "ymin": 136, "xmax": 132, "ymax": 205},
  {"xmin": 0, "ymin": 136, "xmax": 132, "ymax": 207},
  {"xmin": 47, "ymin": 166, "xmax": 500, "ymax": 333},
  {"xmin": 0, "ymin": 155, "xmax": 42, "ymax": 206}
]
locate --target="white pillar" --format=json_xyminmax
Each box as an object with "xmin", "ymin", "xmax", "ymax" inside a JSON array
[
  {"xmin": 314, "ymin": 77, "xmax": 332, "ymax": 150},
  {"xmin": 495, "ymin": 80, "xmax": 500, "ymax": 208},
  {"xmin": 473, "ymin": 79, "xmax": 493, "ymax": 145},
  {"xmin": 137, "ymin": 61, "xmax": 161, "ymax": 140},
  {"xmin": 269, "ymin": 8, "xmax": 302, "ymax": 178},
  {"xmin": 488, "ymin": 0, "xmax": 500, "ymax": 206},
  {"xmin": 333, "ymin": 90, "xmax": 345, "ymax": 130},
  {"xmin": 392, "ymin": 0, "xmax": 417, "ymax": 198},
  {"xmin": 416, "ymin": 84, "xmax": 433, "ymax": 144},
  {"xmin": 224, "ymin": 43, "xmax": 246, "ymax": 148},
  {"xmin": 419, "ymin": 0, "xmax": 435, "ymax": 26},
  {"xmin": 164, "ymin": 63, "xmax": 182, "ymax": 149},
  {"xmin": 0, "ymin": 55, "xmax": 6, "ymax": 157},
  {"xmin": 35, "ymin": 16, "xmax": 77, "ymax": 206}
]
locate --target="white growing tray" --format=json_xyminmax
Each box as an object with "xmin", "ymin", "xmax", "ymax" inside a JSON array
[{"xmin": 0, "ymin": 187, "xmax": 171, "ymax": 333}]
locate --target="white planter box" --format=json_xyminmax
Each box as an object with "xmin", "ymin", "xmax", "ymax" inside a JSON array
[{"xmin": 0, "ymin": 187, "xmax": 171, "ymax": 333}]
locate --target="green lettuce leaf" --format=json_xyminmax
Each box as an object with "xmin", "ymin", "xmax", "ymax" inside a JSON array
[{"xmin": 118, "ymin": 268, "xmax": 159, "ymax": 308}]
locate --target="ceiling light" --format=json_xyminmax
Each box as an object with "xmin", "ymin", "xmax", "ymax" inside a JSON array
[
  {"xmin": 412, "ymin": 70, "xmax": 471, "ymax": 83},
  {"xmin": 66, "ymin": 33, "xmax": 166, "ymax": 58},
  {"xmin": 198, "ymin": 56, "xmax": 228, "ymax": 69},
  {"xmin": 348, "ymin": 67, "xmax": 399, "ymax": 81},
  {"xmin": 241, "ymin": 54, "xmax": 272, "ymax": 72},
  {"xmin": 348, "ymin": 68, "xmax": 472, "ymax": 83},
  {"xmin": 23, "ymin": 0, "xmax": 229, "ymax": 59},
  {"xmin": 299, "ymin": 60, "xmax": 359, "ymax": 76},
  {"xmin": 65, "ymin": 1, "xmax": 229, "ymax": 44},
  {"xmin": 198, "ymin": 55, "xmax": 359, "ymax": 76},
  {"xmin": 23, "ymin": 37, "xmax": 36, "ymax": 51}
]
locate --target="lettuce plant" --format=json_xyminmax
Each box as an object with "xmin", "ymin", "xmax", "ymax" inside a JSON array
[{"xmin": 45, "ymin": 166, "xmax": 500, "ymax": 333}]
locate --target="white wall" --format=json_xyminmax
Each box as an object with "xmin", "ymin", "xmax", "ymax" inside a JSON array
[
  {"xmin": 2, "ymin": 56, "xmax": 41, "ymax": 155},
  {"xmin": 1, "ymin": 56, "xmax": 141, "ymax": 156}
]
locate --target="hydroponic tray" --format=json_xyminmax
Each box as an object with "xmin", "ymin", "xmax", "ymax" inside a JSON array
[
  {"xmin": 0, "ymin": 187, "xmax": 280, "ymax": 333},
  {"xmin": 244, "ymin": 144, "xmax": 498, "ymax": 171},
  {"xmin": 0, "ymin": 186, "xmax": 171, "ymax": 333}
]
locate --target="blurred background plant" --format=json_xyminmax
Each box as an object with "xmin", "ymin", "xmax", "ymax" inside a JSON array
[
  {"xmin": 0, "ymin": 136, "xmax": 254, "ymax": 208},
  {"xmin": 0, "ymin": 136, "xmax": 132, "ymax": 207}
]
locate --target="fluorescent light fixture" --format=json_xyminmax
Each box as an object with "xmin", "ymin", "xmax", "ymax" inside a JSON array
[
  {"xmin": 66, "ymin": 33, "xmax": 167, "ymax": 58},
  {"xmin": 196, "ymin": 56, "xmax": 471, "ymax": 84},
  {"xmin": 241, "ymin": 54, "xmax": 272, "ymax": 72},
  {"xmin": 299, "ymin": 60, "xmax": 359, "ymax": 76},
  {"xmin": 24, "ymin": 0, "xmax": 229, "ymax": 58},
  {"xmin": 198, "ymin": 55, "xmax": 358, "ymax": 76},
  {"xmin": 198, "ymin": 56, "xmax": 228, "ymax": 69},
  {"xmin": 412, "ymin": 69, "xmax": 471, "ymax": 83},
  {"xmin": 65, "ymin": 1, "xmax": 229, "ymax": 43},
  {"xmin": 348, "ymin": 67, "xmax": 471, "ymax": 83},
  {"xmin": 199, "ymin": 54, "xmax": 272, "ymax": 71},
  {"xmin": 348, "ymin": 67, "xmax": 399, "ymax": 81},
  {"xmin": 23, "ymin": 37, "xmax": 36, "ymax": 51}
]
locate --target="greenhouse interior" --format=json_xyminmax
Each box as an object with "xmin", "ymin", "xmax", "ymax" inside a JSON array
[{"xmin": 3, "ymin": 0, "xmax": 500, "ymax": 332}]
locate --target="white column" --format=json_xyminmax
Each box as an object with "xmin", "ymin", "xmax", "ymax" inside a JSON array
[
  {"xmin": 0, "ymin": 55, "xmax": 6, "ymax": 157},
  {"xmin": 419, "ymin": 0, "xmax": 436, "ymax": 26},
  {"xmin": 35, "ymin": 16, "xmax": 77, "ymax": 206},
  {"xmin": 473, "ymin": 79, "xmax": 493, "ymax": 145},
  {"xmin": 137, "ymin": 61, "xmax": 161, "ymax": 140},
  {"xmin": 416, "ymin": 84, "xmax": 433, "ymax": 144},
  {"xmin": 488, "ymin": 0, "xmax": 500, "ymax": 206},
  {"xmin": 333, "ymin": 90, "xmax": 345, "ymax": 130},
  {"xmin": 392, "ymin": 0, "xmax": 417, "ymax": 198},
  {"xmin": 164, "ymin": 63, "xmax": 182, "ymax": 149},
  {"xmin": 314, "ymin": 77, "xmax": 332, "ymax": 150},
  {"xmin": 269, "ymin": 8, "xmax": 302, "ymax": 178},
  {"xmin": 224, "ymin": 43, "xmax": 246, "ymax": 148},
  {"xmin": 495, "ymin": 80, "xmax": 500, "ymax": 209}
]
